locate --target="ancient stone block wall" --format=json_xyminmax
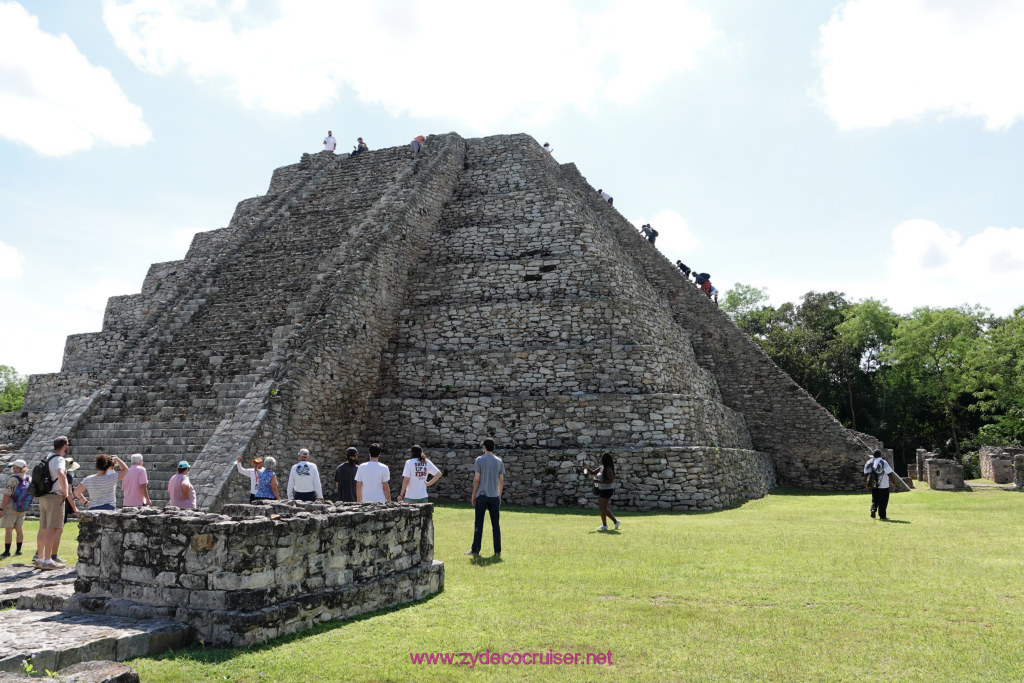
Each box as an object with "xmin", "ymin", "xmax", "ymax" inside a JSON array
[
  {"xmin": 979, "ymin": 446, "xmax": 1021, "ymax": 484},
  {"xmin": 557, "ymin": 162, "xmax": 872, "ymax": 489},
  {"xmin": 69, "ymin": 503, "xmax": 443, "ymax": 647},
  {"xmin": 1015, "ymin": 454, "xmax": 1024, "ymax": 490},
  {"xmin": 925, "ymin": 458, "xmax": 965, "ymax": 490}
]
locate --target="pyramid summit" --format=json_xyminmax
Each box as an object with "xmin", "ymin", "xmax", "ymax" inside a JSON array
[{"xmin": 11, "ymin": 132, "xmax": 875, "ymax": 510}]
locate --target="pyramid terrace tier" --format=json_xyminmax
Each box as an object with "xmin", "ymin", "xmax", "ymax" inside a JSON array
[
  {"xmin": 375, "ymin": 343, "xmax": 723, "ymax": 399},
  {"xmin": 407, "ymin": 445, "xmax": 775, "ymax": 512},
  {"xmin": 363, "ymin": 393, "xmax": 754, "ymax": 451}
]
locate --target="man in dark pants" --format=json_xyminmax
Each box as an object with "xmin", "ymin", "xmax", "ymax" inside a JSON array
[
  {"xmin": 864, "ymin": 449, "xmax": 895, "ymax": 520},
  {"xmin": 467, "ymin": 438, "xmax": 505, "ymax": 556}
]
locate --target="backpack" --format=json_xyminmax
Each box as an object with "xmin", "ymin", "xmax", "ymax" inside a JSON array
[
  {"xmin": 867, "ymin": 458, "xmax": 885, "ymax": 489},
  {"xmin": 10, "ymin": 475, "xmax": 32, "ymax": 512},
  {"xmin": 28, "ymin": 453, "xmax": 60, "ymax": 498}
]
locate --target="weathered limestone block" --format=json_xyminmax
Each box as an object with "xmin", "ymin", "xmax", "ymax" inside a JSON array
[
  {"xmin": 925, "ymin": 458, "xmax": 965, "ymax": 490},
  {"xmin": 979, "ymin": 446, "xmax": 1021, "ymax": 484},
  {"xmin": 68, "ymin": 503, "xmax": 442, "ymax": 647},
  {"xmin": 1015, "ymin": 454, "xmax": 1024, "ymax": 491}
]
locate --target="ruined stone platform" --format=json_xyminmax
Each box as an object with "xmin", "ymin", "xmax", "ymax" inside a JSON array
[
  {"xmin": 0, "ymin": 609, "xmax": 189, "ymax": 674},
  {"xmin": 0, "ymin": 564, "xmax": 76, "ymax": 610}
]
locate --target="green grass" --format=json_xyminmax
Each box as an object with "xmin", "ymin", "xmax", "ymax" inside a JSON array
[
  {"xmin": 23, "ymin": 491, "xmax": 1024, "ymax": 681},
  {"xmin": 0, "ymin": 520, "xmax": 78, "ymax": 566}
]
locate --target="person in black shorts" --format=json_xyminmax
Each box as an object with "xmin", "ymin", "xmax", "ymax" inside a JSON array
[{"xmin": 585, "ymin": 452, "xmax": 620, "ymax": 531}]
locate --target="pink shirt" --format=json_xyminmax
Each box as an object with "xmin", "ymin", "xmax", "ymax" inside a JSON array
[
  {"xmin": 122, "ymin": 465, "xmax": 149, "ymax": 506},
  {"xmin": 168, "ymin": 473, "xmax": 196, "ymax": 509}
]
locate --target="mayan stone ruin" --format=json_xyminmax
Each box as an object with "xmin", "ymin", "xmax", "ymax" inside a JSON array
[{"xmin": 8, "ymin": 132, "xmax": 875, "ymax": 511}]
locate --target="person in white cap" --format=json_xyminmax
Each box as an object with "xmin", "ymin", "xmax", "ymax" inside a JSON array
[{"xmin": 0, "ymin": 459, "xmax": 30, "ymax": 557}]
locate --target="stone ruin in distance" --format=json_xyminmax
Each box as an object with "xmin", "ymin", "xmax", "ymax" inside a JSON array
[{"xmin": 14, "ymin": 133, "xmax": 873, "ymax": 510}]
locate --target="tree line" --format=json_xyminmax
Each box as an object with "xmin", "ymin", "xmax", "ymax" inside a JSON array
[{"xmin": 722, "ymin": 284, "xmax": 1024, "ymax": 476}]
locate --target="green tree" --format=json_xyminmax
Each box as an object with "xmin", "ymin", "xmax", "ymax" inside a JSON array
[
  {"xmin": 965, "ymin": 306, "xmax": 1024, "ymax": 445},
  {"xmin": 881, "ymin": 306, "xmax": 988, "ymax": 457},
  {"xmin": 0, "ymin": 365, "xmax": 27, "ymax": 413},
  {"xmin": 721, "ymin": 283, "xmax": 770, "ymax": 322}
]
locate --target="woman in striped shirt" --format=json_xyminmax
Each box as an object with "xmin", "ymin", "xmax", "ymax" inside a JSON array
[{"xmin": 73, "ymin": 454, "xmax": 129, "ymax": 511}]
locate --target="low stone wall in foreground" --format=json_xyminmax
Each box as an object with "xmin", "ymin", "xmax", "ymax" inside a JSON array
[{"xmin": 68, "ymin": 502, "xmax": 443, "ymax": 647}]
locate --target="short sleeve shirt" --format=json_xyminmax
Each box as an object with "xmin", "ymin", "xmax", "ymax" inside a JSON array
[
  {"xmin": 324, "ymin": 136, "xmax": 337, "ymax": 150},
  {"xmin": 355, "ymin": 461, "xmax": 390, "ymax": 502},
  {"xmin": 402, "ymin": 458, "xmax": 441, "ymax": 499},
  {"xmin": 47, "ymin": 453, "xmax": 67, "ymax": 495},
  {"xmin": 83, "ymin": 469, "xmax": 119, "ymax": 508},
  {"xmin": 122, "ymin": 465, "xmax": 149, "ymax": 506},
  {"xmin": 863, "ymin": 457, "xmax": 895, "ymax": 489},
  {"xmin": 473, "ymin": 453, "xmax": 505, "ymax": 498}
]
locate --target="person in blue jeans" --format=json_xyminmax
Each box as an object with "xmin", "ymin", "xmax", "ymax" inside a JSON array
[{"xmin": 467, "ymin": 438, "xmax": 505, "ymax": 557}]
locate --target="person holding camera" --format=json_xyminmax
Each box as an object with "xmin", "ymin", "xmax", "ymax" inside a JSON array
[{"xmin": 585, "ymin": 452, "xmax": 620, "ymax": 531}]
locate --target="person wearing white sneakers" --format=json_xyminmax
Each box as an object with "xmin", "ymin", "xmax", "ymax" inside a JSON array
[{"xmin": 585, "ymin": 452, "xmax": 620, "ymax": 531}]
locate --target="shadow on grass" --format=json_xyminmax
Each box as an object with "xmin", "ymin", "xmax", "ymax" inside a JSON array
[
  {"xmin": 469, "ymin": 554, "xmax": 503, "ymax": 566},
  {"xmin": 138, "ymin": 591, "xmax": 445, "ymax": 666},
  {"xmin": 880, "ymin": 519, "xmax": 911, "ymax": 524}
]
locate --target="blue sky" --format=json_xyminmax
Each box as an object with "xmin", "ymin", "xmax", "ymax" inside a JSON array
[{"xmin": 1, "ymin": 0, "xmax": 1022, "ymax": 376}]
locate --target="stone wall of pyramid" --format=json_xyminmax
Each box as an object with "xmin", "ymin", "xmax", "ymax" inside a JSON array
[{"xmin": 12, "ymin": 132, "xmax": 870, "ymax": 511}]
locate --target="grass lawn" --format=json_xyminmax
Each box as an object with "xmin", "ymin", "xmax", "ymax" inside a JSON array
[
  {"xmin": 14, "ymin": 489, "xmax": 1024, "ymax": 681},
  {"xmin": 0, "ymin": 520, "xmax": 78, "ymax": 566}
]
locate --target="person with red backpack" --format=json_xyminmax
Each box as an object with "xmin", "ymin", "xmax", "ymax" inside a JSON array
[{"xmin": 0, "ymin": 459, "xmax": 31, "ymax": 557}]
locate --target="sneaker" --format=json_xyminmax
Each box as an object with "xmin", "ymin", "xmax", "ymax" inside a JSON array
[
  {"xmin": 464, "ymin": 551, "xmax": 479, "ymax": 556},
  {"xmin": 614, "ymin": 520, "xmax": 621, "ymax": 530},
  {"xmin": 14, "ymin": 550, "xmax": 22, "ymax": 556},
  {"xmin": 0, "ymin": 551, "xmax": 10, "ymax": 559},
  {"xmin": 48, "ymin": 560, "xmax": 66, "ymax": 569},
  {"xmin": 870, "ymin": 509, "xmax": 876, "ymax": 518},
  {"xmin": 51, "ymin": 555, "xmax": 65, "ymax": 564},
  {"xmin": 38, "ymin": 561, "xmax": 57, "ymax": 571},
  {"xmin": 597, "ymin": 525, "xmax": 608, "ymax": 531}
]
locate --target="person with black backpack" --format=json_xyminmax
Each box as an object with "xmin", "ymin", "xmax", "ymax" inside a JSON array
[
  {"xmin": 863, "ymin": 449, "xmax": 895, "ymax": 520},
  {"xmin": 32, "ymin": 436, "xmax": 78, "ymax": 570}
]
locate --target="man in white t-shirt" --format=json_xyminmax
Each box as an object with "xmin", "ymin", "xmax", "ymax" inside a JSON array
[
  {"xmin": 287, "ymin": 448, "xmax": 324, "ymax": 502},
  {"xmin": 355, "ymin": 443, "xmax": 391, "ymax": 503},
  {"xmin": 864, "ymin": 449, "xmax": 896, "ymax": 520},
  {"xmin": 323, "ymin": 130, "xmax": 337, "ymax": 153},
  {"xmin": 598, "ymin": 189, "xmax": 613, "ymax": 205},
  {"xmin": 36, "ymin": 435, "xmax": 77, "ymax": 570}
]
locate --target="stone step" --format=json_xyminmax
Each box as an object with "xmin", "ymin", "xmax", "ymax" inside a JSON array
[{"xmin": 0, "ymin": 609, "xmax": 191, "ymax": 674}]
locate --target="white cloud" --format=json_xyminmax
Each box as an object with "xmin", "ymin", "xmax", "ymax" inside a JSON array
[
  {"xmin": 66, "ymin": 276, "xmax": 138, "ymax": 312},
  {"xmin": 0, "ymin": 1, "xmax": 152, "ymax": 156},
  {"xmin": 0, "ymin": 240, "xmax": 25, "ymax": 278},
  {"xmin": 102, "ymin": 0, "xmax": 718, "ymax": 126},
  {"xmin": 745, "ymin": 219, "xmax": 1024, "ymax": 316},
  {"xmin": 816, "ymin": 0, "xmax": 1024, "ymax": 130}
]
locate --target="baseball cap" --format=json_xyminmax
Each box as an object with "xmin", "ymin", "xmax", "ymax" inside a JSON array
[
  {"xmin": 11, "ymin": 459, "xmax": 27, "ymax": 469},
  {"xmin": 178, "ymin": 460, "xmax": 190, "ymax": 469}
]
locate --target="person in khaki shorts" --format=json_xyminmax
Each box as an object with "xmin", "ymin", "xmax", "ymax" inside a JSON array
[
  {"xmin": 1, "ymin": 459, "xmax": 30, "ymax": 557},
  {"xmin": 35, "ymin": 436, "xmax": 78, "ymax": 570}
]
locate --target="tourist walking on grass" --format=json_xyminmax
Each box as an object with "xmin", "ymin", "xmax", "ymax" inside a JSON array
[
  {"xmin": 585, "ymin": 453, "xmax": 620, "ymax": 531},
  {"xmin": 73, "ymin": 454, "xmax": 129, "ymax": 510},
  {"xmin": 235, "ymin": 456, "xmax": 265, "ymax": 502},
  {"xmin": 335, "ymin": 447, "xmax": 359, "ymax": 502},
  {"xmin": 398, "ymin": 445, "xmax": 442, "ymax": 503},
  {"xmin": 0, "ymin": 459, "xmax": 30, "ymax": 557},
  {"xmin": 35, "ymin": 436, "xmax": 77, "ymax": 571},
  {"xmin": 255, "ymin": 457, "xmax": 280, "ymax": 501},
  {"xmin": 168, "ymin": 461, "xmax": 196, "ymax": 509},
  {"xmin": 287, "ymin": 448, "xmax": 323, "ymax": 502},
  {"xmin": 467, "ymin": 438, "xmax": 504, "ymax": 556},
  {"xmin": 356, "ymin": 443, "xmax": 391, "ymax": 503},
  {"xmin": 864, "ymin": 449, "xmax": 895, "ymax": 520},
  {"xmin": 122, "ymin": 454, "xmax": 151, "ymax": 507}
]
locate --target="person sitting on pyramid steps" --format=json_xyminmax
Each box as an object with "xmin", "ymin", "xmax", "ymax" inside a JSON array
[{"xmin": 352, "ymin": 137, "xmax": 369, "ymax": 156}]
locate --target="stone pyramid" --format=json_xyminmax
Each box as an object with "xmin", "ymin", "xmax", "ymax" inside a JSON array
[{"xmin": 13, "ymin": 133, "xmax": 873, "ymax": 510}]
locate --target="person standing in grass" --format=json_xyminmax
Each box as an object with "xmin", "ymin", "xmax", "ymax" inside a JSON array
[
  {"xmin": 355, "ymin": 443, "xmax": 391, "ymax": 503},
  {"xmin": 467, "ymin": 438, "xmax": 504, "ymax": 556},
  {"xmin": 864, "ymin": 449, "xmax": 895, "ymax": 520},
  {"xmin": 585, "ymin": 452, "xmax": 620, "ymax": 531},
  {"xmin": 398, "ymin": 445, "xmax": 442, "ymax": 503},
  {"xmin": 0, "ymin": 459, "xmax": 30, "ymax": 557}
]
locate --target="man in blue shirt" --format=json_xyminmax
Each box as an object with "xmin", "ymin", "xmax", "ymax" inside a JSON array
[{"xmin": 467, "ymin": 438, "xmax": 505, "ymax": 556}]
